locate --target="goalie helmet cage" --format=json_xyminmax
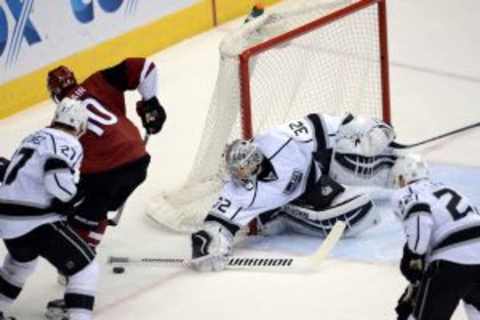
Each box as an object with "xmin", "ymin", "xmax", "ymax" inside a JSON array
[{"xmin": 147, "ymin": 0, "xmax": 391, "ymax": 233}]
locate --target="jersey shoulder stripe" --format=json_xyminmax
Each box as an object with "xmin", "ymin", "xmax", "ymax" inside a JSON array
[
  {"xmin": 306, "ymin": 113, "xmax": 328, "ymax": 150},
  {"xmin": 44, "ymin": 158, "xmax": 71, "ymax": 173},
  {"xmin": 205, "ymin": 214, "xmax": 241, "ymax": 235},
  {"xmin": 267, "ymin": 138, "xmax": 292, "ymax": 160},
  {"xmin": 0, "ymin": 202, "xmax": 52, "ymax": 216},
  {"xmin": 404, "ymin": 202, "xmax": 432, "ymax": 220},
  {"xmin": 434, "ymin": 225, "xmax": 480, "ymax": 253}
]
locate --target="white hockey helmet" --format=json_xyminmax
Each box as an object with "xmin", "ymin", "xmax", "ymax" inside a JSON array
[
  {"xmin": 53, "ymin": 97, "xmax": 89, "ymax": 137},
  {"xmin": 224, "ymin": 139, "xmax": 264, "ymax": 186},
  {"xmin": 390, "ymin": 154, "xmax": 429, "ymax": 188}
]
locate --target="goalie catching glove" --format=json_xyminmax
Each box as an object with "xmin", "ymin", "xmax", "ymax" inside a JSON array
[
  {"xmin": 190, "ymin": 219, "xmax": 236, "ymax": 272},
  {"xmin": 335, "ymin": 114, "xmax": 396, "ymax": 156},
  {"xmin": 136, "ymin": 96, "xmax": 166, "ymax": 134}
]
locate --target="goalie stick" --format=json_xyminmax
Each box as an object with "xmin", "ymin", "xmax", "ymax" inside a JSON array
[
  {"xmin": 108, "ymin": 133, "xmax": 150, "ymax": 226},
  {"xmin": 390, "ymin": 121, "xmax": 480, "ymax": 149},
  {"xmin": 107, "ymin": 221, "xmax": 346, "ymax": 271}
]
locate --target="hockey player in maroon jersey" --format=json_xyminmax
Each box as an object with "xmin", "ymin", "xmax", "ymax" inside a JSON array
[
  {"xmin": 46, "ymin": 57, "xmax": 165, "ymax": 247},
  {"xmin": 44, "ymin": 58, "xmax": 166, "ymax": 318}
]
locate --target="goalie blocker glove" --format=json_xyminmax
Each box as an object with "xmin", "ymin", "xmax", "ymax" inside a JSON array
[
  {"xmin": 50, "ymin": 185, "xmax": 85, "ymax": 216},
  {"xmin": 136, "ymin": 96, "xmax": 166, "ymax": 134},
  {"xmin": 191, "ymin": 216, "xmax": 239, "ymax": 272}
]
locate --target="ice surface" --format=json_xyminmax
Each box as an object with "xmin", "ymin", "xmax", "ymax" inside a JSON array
[{"xmin": 0, "ymin": 0, "xmax": 479, "ymax": 319}]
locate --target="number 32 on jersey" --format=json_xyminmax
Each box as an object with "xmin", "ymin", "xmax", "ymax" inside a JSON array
[{"xmin": 280, "ymin": 119, "xmax": 312, "ymax": 142}]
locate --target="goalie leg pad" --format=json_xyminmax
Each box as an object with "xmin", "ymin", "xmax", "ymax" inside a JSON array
[
  {"xmin": 256, "ymin": 210, "xmax": 290, "ymax": 236},
  {"xmin": 283, "ymin": 189, "xmax": 378, "ymax": 238},
  {"xmin": 329, "ymin": 152, "xmax": 397, "ymax": 188}
]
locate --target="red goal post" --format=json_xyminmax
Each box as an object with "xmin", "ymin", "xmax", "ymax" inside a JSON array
[
  {"xmin": 146, "ymin": 0, "xmax": 391, "ymax": 233},
  {"xmin": 239, "ymin": 0, "xmax": 390, "ymax": 140}
]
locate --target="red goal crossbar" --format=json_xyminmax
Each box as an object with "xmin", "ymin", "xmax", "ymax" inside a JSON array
[{"xmin": 239, "ymin": 0, "xmax": 391, "ymax": 139}]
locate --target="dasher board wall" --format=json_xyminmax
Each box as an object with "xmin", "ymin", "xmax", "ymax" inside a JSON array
[{"xmin": 0, "ymin": 0, "xmax": 279, "ymax": 119}]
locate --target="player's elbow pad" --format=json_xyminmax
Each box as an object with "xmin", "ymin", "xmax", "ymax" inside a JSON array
[{"xmin": 44, "ymin": 158, "xmax": 77, "ymax": 202}]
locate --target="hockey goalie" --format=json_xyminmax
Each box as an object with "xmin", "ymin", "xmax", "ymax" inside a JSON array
[{"xmin": 190, "ymin": 112, "xmax": 397, "ymax": 271}]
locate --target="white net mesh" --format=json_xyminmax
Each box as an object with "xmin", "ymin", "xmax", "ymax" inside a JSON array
[{"xmin": 146, "ymin": 0, "xmax": 388, "ymax": 233}]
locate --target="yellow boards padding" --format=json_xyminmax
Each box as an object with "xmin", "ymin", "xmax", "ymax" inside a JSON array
[
  {"xmin": 0, "ymin": 0, "xmax": 281, "ymax": 119},
  {"xmin": 0, "ymin": 1, "xmax": 212, "ymax": 119}
]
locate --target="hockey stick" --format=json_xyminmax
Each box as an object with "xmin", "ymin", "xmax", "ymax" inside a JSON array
[
  {"xmin": 107, "ymin": 221, "xmax": 346, "ymax": 271},
  {"xmin": 390, "ymin": 121, "xmax": 480, "ymax": 149},
  {"xmin": 108, "ymin": 133, "xmax": 151, "ymax": 226}
]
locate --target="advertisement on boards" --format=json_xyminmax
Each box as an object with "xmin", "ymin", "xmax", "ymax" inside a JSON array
[{"xmin": 0, "ymin": 0, "xmax": 199, "ymax": 84}]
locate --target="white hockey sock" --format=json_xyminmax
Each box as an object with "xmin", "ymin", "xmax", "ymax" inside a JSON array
[
  {"xmin": 0, "ymin": 254, "xmax": 38, "ymax": 311},
  {"xmin": 66, "ymin": 260, "xmax": 99, "ymax": 320}
]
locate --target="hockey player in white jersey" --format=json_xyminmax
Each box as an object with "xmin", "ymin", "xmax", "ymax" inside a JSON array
[
  {"xmin": 0, "ymin": 98, "xmax": 98, "ymax": 320},
  {"xmin": 391, "ymin": 154, "xmax": 480, "ymax": 320},
  {"xmin": 190, "ymin": 112, "xmax": 396, "ymax": 272}
]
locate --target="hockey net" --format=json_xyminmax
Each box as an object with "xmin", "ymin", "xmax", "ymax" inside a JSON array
[{"xmin": 146, "ymin": 0, "xmax": 390, "ymax": 233}]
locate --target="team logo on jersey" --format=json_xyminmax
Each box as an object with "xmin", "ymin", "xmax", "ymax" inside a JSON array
[{"xmin": 283, "ymin": 170, "xmax": 303, "ymax": 195}]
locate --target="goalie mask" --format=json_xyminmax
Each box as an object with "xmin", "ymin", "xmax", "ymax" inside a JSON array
[
  {"xmin": 224, "ymin": 139, "xmax": 264, "ymax": 187},
  {"xmin": 47, "ymin": 66, "xmax": 78, "ymax": 103},
  {"xmin": 390, "ymin": 154, "xmax": 429, "ymax": 188}
]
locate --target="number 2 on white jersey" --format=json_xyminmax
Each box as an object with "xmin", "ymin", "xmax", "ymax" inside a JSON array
[{"xmin": 434, "ymin": 188, "xmax": 477, "ymax": 221}]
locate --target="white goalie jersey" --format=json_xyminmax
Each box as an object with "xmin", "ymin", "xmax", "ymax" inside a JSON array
[
  {"xmin": 392, "ymin": 180, "xmax": 480, "ymax": 265},
  {"xmin": 208, "ymin": 112, "xmax": 396, "ymax": 228},
  {"xmin": 208, "ymin": 113, "xmax": 343, "ymax": 227},
  {"xmin": 0, "ymin": 128, "xmax": 83, "ymax": 239}
]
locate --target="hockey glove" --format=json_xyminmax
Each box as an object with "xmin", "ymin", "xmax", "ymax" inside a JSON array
[
  {"xmin": 136, "ymin": 97, "xmax": 166, "ymax": 134},
  {"xmin": 400, "ymin": 244, "xmax": 425, "ymax": 283},
  {"xmin": 395, "ymin": 283, "xmax": 419, "ymax": 320},
  {"xmin": 0, "ymin": 157, "xmax": 10, "ymax": 182},
  {"xmin": 50, "ymin": 186, "xmax": 85, "ymax": 216},
  {"xmin": 191, "ymin": 221, "xmax": 234, "ymax": 272},
  {"xmin": 69, "ymin": 218, "xmax": 108, "ymax": 249}
]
